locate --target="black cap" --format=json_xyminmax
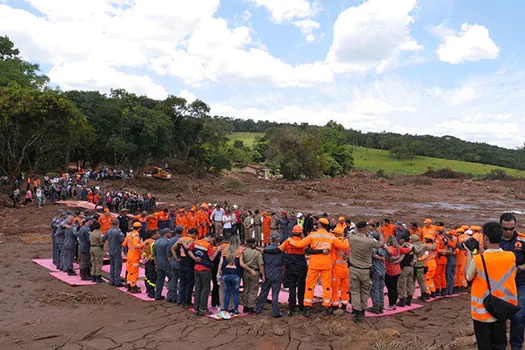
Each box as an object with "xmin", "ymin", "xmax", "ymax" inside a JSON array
[
  {"xmin": 246, "ymin": 238, "xmax": 257, "ymax": 244},
  {"xmin": 160, "ymin": 228, "xmax": 173, "ymax": 235}
]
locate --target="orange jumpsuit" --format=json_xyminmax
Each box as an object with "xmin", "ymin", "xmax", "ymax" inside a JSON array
[
  {"xmin": 290, "ymin": 228, "xmax": 349, "ymax": 307},
  {"xmin": 424, "ymin": 243, "xmax": 437, "ymax": 293},
  {"xmin": 434, "ymin": 235, "xmax": 447, "ymax": 291},
  {"xmin": 186, "ymin": 211, "xmax": 198, "ymax": 231},
  {"xmin": 122, "ymin": 230, "xmax": 143, "ymax": 288},
  {"xmin": 331, "ymin": 236, "xmax": 350, "ymax": 307},
  {"xmin": 262, "ymin": 215, "xmax": 271, "ymax": 245},
  {"xmin": 98, "ymin": 214, "xmax": 113, "ymax": 234},
  {"xmin": 197, "ymin": 209, "xmax": 211, "ymax": 238},
  {"xmin": 422, "ymin": 225, "xmax": 436, "ymax": 240},
  {"xmin": 146, "ymin": 212, "xmax": 159, "ymax": 231},
  {"xmin": 176, "ymin": 211, "xmax": 188, "ymax": 235},
  {"xmin": 88, "ymin": 191, "xmax": 93, "ymax": 203},
  {"xmin": 455, "ymin": 233, "xmax": 468, "ymax": 288},
  {"xmin": 410, "ymin": 227, "xmax": 422, "ymax": 241}
]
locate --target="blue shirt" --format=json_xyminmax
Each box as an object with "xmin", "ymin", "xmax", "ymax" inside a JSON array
[{"xmin": 500, "ymin": 231, "xmax": 525, "ymax": 286}]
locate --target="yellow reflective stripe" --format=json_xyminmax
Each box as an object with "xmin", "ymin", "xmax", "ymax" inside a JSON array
[
  {"xmin": 194, "ymin": 244, "xmax": 209, "ymax": 250},
  {"xmin": 335, "ymin": 260, "xmax": 347, "ymax": 264},
  {"xmin": 304, "ymin": 299, "xmax": 313, "ymax": 303},
  {"xmin": 309, "ymin": 234, "xmax": 334, "ymax": 240}
]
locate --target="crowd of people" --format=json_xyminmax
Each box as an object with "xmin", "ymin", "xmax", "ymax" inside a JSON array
[
  {"xmin": 48, "ymin": 203, "xmax": 525, "ymax": 350},
  {"xmin": 7, "ymin": 173, "xmax": 155, "ymax": 214}
]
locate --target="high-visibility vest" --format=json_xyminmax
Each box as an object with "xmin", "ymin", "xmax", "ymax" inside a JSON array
[{"xmin": 470, "ymin": 251, "xmax": 517, "ymax": 321}]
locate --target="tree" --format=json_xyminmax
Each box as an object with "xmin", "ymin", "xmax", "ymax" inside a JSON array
[
  {"xmin": 0, "ymin": 85, "xmax": 86, "ymax": 178},
  {"xmin": 0, "ymin": 36, "xmax": 49, "ymax": 89}
]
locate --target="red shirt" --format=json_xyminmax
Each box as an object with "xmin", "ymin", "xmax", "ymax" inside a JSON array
[
  {"xmin": 189, "ymin": 241, "xmax": 214, "ymax": 272},
  {"xmin": 385, "ymin": 246, "xmax": 401, "ymax": 276}
]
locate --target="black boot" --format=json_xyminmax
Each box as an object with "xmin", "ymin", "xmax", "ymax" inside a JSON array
[
  {"xmin": 440, "ymin": 289, "xmax": 446, "ymax": 297},
  {"xmin": 299, "ymin": 306, "xmax": 305, "ymax": 315},
  {"xmin": 92, "ymin": 275, "xmax": 97, "ymax": 282},
  {"xmin": 288, "ymin": 306, "xmax": 295, "ymax": 317},
  {"xmin": 323, "ymin": 307, "xmax": 334, "ymax": 316},
  {"xmin": 430, "ymin": 292, "xmax": 436, "ymax": 298},
  {"xmin": 95, "ymin": 276, "xmax": 105, "ymax": 283},
  {"xmin": 406, "ymin": 296, "xmax": 412, "ymax": 306},
  {"xmin": 67, "ymin": 269, "xmax": 77, "ymax": 276},
  {"xmin": 396, "ymin": 298, "xmax": 406, "ymax": 307},
  {"xmin": 303, "ymin": 307, "xmax": 311, "ymax": 317}
]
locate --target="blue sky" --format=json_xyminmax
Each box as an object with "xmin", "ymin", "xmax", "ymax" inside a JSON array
[{"xmin": 1, "ymin": 0, "xmax": 524, "ymax": 148}]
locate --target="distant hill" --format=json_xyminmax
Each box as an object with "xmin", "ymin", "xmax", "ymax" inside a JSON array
[{"xmin": 229, "ymin": 132, "xmax": 525, "ymax": 177}]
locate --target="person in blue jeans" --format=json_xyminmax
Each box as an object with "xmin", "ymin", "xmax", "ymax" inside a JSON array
[
  {"xmin": 500, "ymin": 213, "xmax": 525, "ymax": 350},
  {"xmin": 217, "ymin": 236, "xmax": 252, "ymax": 318},
  {"xmin": 256, "ymin": 232, "xmax": 284, "ymax": 318}
]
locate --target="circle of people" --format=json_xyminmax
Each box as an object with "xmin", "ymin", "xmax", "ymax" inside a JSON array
[{"xmin": 48, "ymin": 202, "xmax": 495, "ymax": 323}]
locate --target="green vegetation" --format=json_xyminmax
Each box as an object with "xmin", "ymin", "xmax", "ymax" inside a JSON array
[
  {"xmin": 228, "ymin": 132, "xmax": 264, "ymax": 147},
  {"xmin": 228, "ymin": 133, "xmax": 525, "ymax": 177}
]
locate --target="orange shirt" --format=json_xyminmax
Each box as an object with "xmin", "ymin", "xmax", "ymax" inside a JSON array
[
  {"xmin": 380, "ymin": 224, "xmax": 396, "ymax": 240},
  {"xmin": 146, "ymin": 213, "xmax": 159, "ymax": 231},
  {"xmin": 279, "ymin": 236, "xmax": 305, "ymax": 255},
  {"xmin": 291, "ymin": 228, "xmax": 349, "ymax": 270},
  {"xmin": 98, "ymin": 214, "xmax": 113, "ymax": 234},
  {"xmin": 186, "ymin": 212, "xmax": 198, "ymax": 230}
]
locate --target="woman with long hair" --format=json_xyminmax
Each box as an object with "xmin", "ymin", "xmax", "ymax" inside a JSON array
[
  {"xmin": 217, "ymin": 236, "xmax": 250, "ymax": 319},
  {"xmin": 384, "ymin": 235, "xmax": 404, "ymax": 310}
]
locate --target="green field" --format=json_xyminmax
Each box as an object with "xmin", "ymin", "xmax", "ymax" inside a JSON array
[
  {"xmin": 228, "ymin": 132, "xmax": 264, "ymax": 147},
  {"xmin": 229, "ymin": 132, "xmax": 525, "ymax": 177}
]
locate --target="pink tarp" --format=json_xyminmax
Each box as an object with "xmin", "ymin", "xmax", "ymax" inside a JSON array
[
  {"xmin": 55, "ymin": 200, "xmax": 97, "ymax": 210},
  {"xmin": 115, "ymin": 286, "xmax": 167, "ymax": 301},
  {"xmin": 101, "ymin": 263, "xmax": 146, "ymax": 278},
  {"xmin": 49, "ymin": 271, "xmax": 97, "ymax": 286}
]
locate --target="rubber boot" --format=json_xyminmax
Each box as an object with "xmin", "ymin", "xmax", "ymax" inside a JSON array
[
  {"xmin": 396, "ymin": 298, "xmax": 406, "ymax": 307},
  {"xmin": 323, "ymin": 307, "xmax": 333, "ymax": 316},
  {"xmin": 67, "ymin": 269, "xmax": 77, "ymax": 276},
  {"xmin": 299, "ymin": 306, "xmax": 305, "ymax": 316},
  {"xmin": 96, "ymin": 276, "xmax": 105, "ymax": 284},
  {"xmin": 288, "ymin": 306, "xmax": 295, "ymax": 317},
  {"xmin": 406, "ymin": 296, "xmax": 412, "ymax": 306},
  {"xmin": 430, "ymin": 292, "xmax": 436, "ymax": 298},
  {"xmin": 92, "ymin": 275, "xmax": 97, "ymax": 282}
]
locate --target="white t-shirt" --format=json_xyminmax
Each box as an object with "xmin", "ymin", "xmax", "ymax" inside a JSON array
[
  {"xmin": 222, "ymin": 215, "xmax": 232, "ymax": 229},
  {"xmin": 211, "ymin": 208, "xmax": 224, "ymax": 222}
]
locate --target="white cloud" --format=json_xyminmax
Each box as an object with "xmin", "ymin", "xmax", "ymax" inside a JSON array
[
  {"xmin": 48, "ymin": 62, "xmax": 168, "ymax": 99},
  {"xmin": 326, "ymin": 0, "xmax": 422, "ymax": 73},
  {"xmin": 179, "ymin": 89, "xmax": 197, "ymax": 103},
  {"xmin": 294, "ymin": 18, "xmax": 320, "ymax": 42},
  {"xmin": 248, "ymin": 0, "xmax": 316, "ymax": 23},
  {"xmin": 436, "ymin": 23, "xmax": 499, "ymax": 64}
]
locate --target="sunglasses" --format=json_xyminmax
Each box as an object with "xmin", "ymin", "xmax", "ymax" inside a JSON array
[{"xmin": 502, "ymin": 227, "xmax": 515, "ymax": 231}]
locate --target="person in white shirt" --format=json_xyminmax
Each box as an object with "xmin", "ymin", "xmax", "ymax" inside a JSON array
[
  {"xmin": 211, "ymin": 204, "xmax": 225, "ymax": 236},
  {"xmin": 222, "ymin": 210, "xmax": 233, "ymax": 239}
]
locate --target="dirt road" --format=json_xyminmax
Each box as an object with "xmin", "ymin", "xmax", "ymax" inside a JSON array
[{"xmin": 3, "ymin": 173, "xmax": 519, "ymax": 349}]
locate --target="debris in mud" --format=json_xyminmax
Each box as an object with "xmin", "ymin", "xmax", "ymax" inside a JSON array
[
  {"xmin": 272, "ymin": 326, "xmax": 285, "ymax": 336},
  {"xmin": 423, "ymin": 168, "xmax": 471, "ymax": 180},
  {"xmin": 443, "ymin": 335, "xmax": 476, "ymax": 350},
  {"xmin": 38, "ymin": 290, "xmax": 109, "ymax": 305}
]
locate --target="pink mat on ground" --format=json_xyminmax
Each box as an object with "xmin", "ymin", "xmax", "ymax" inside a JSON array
[
  {"xmin": 345, "ymin": 297, "xmax": 424, "ymax": 317},
  {"xmin": 101, "ymin": 264, "xmax": 146, "ymax": 278},
  {"xmin": 33, "ymin": 259, "xmax": 79, "ymax": 271},
  {"xmin": 115, "ymin": 285, "xmax": 168, "ymax": 301},
  {"xmin": 49, "ymin": 271, "xmax": 97, "ymax": 286}
]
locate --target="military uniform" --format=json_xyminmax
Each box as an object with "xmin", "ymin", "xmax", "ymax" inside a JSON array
[
  {"xmin": 241, "ymin": 247, "xmax": 263, "ymax": 310},
  {"xmin": 61, "ymin": 224, "xmax": 77, "ymax": 274},
  {"xmin": 89, "ymin": 229, "xmax": 105, "ymax": 281},
  {"xmin": 103, "ymin": 227, "xmax": 125, "ymax": 286}
]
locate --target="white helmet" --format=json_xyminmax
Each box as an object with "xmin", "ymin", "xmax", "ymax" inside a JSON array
[{"xmin": 233, "ymin": 205, "xmax": 238, "ymax": 210}]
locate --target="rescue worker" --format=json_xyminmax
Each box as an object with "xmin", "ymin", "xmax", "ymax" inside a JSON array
[
  {"xmin": 186, "ymin": 206, "xmax": 198, "ymax": 232},
  {"xmin": 122, "ymin": 222, "xmax": 144, "ymax": 293},
  {"xmin": 142, "ymin": 231, "xmax": 158, "ymax": 298},
  {"xmin": 380, "ymin": 218, "xmax": 396, "ymax": 240},
  {"xmin": 435, "ymin": 228, "xmax": 448, "ymax": 297},
  {"xmin": 117, "ymin": 208, "xmax": 129, "ymax": 235},
  {"xmin": 255, "ymin": 232, "xmax": 284, "ymax": 318},
  {"xmin": 197, "ymin": 203, "xmax": 211, "ymax": 239},
  {"xmin": 51, "ymin": 211, "xmax": 64, "ymax": 268},
  {"xmin": 167, "ymin": 226, "xmax": 183, "ymax": 303},
  {"xmin": 157, "ymin": 208, "xmax": 170, "ymax": 230},
  {"xmin": 278, "ymin": 211, "xmax": 290, "ymax": 243},
  {"xmin": 334, "ymin": 217, "xmax": 347, "ymax": 233},
  {"xmin": 175, "ymin": 228, "xmax": 197, "ymax": 307},
  {"xmin": 98, "ymin": 208, "xmax": 113, "ymax": 234},
  {"xmin": 454, "ymin": 227, "xmax": 469, "ymax": 293},
  {"xmin": 102, "ymin": 219, "xmax": 125, "ymax": 287},
  {"xmin": 397, "ymin": 232, "xmax": 416, "ymax": 307},
  {"xmin": 279, "ymin": 225, "xmax": 307, "ymax": 316},
  {"xmin": 442, "ymin": 229, "xmax": 458, "ymax": 295},
  {"xmin": 422, "ymin": 219, "xmax": 436, "ymax": 239},
  {"xmin": 348, "ymin": 221, "xmax": 384, "ymax": 322},
  {"xmin": 471, "ymin": 225, "xmax": 484, "ymax": 250},
  {"xmin": 153, "ymin": 228, "xmax": 173, "ymax": 301},
  {"xmin": 176, "ymin": 208, "xmax": 188, "ymax": 235},
  {"xmin": 467, "ymin": 222, "xmax": 517, "ymax": 350},
  {"xmin": 423, "ymin": 233, "xmax": 438, "ymax": 298},
  {"xmin": 288, "ymin": 218, "xmax": 350, "ymax": 317},
  {"xmin": 188, "ymin": 232, "xmax": 216, "ymax": 315},
  {"xmin": 369, "ymin": 231, "xmax": 387, "ymax": 314},
  {"xmin": 262, "ymin": 212, "xmax": 271, "ymax": 246},
  {"xmin": 331, "ymin": 226, "xmax": 350, "ymax": 311},
  {"xmin": 89, "ymin": 221, "xmax": 105, "ymax": 283},
  {"xmin": 412, "ymin": 234, "xmax": 436, "ymax": 301},
  {"xmin": 410, "ymin": 222, "xmax": 422, "ymax": 241},
  {"xmin": 241, "ymin": 238, "xmax": 264, "ymax": 314},
  {"xmin": 77, "ymin": 217, "xmax": 94, "ymax": 280},
  {"xmin": 146, "ymin": 211, "xmax": 159, "ymax": 234},
  {"xmin": 61, "ymin": 215, "xmax": 77, "ymax": 275},
  {"xmin": 499, "ymin": 213, "xmax": 525, "ymax": 350},
  {"xmin": 134, "ymin": 211, "xmax": 148, "ymax": 240}
]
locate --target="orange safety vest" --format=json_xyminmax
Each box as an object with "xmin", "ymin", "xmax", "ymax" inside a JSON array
[
  {"xmin": 146, "ymin": 213, "xmax": 159, "ymax": 231},
  {"xmin": 380, "ymin": 224, "xmax": 396, "ymax": 240},
  {"xmin": 292, "ymin": 228, "xmax": 349, "ymax": 270},
  {"xmin": 176, "ymin": 236, "xmax": 194, "ymax": 258},
  {"xmin": 279, "ymin": 235, "xmax": 306, "ymax": 255},
  {"xmin": 470, "ymin": 251, "xmax": 517, "ymax": 321},
  {"xmin": 332, "ymin": 236, "xmax": 349, "ymax": 265},
  {"xmin": 98, "ymin": 215, "xmax": 113, "ymax": 234}
]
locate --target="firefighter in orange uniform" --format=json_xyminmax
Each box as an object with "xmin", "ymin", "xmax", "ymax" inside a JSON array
[
  {"xmin": 454, "ymin": 227, "xmax": 469, "ymax": 293},
  {"xmin": 146, "ymin": 211, "xmax": 159, "ymax": 233},
  {"xmin": 176, "ymin": 209, "xmax": 188, "ymax": 235},
  {"xmin": 134, "ymin": 211, "xmax": 148, "ymax": 240},
  {"xmin": 157, "ymin": 208, "xmax": 170, "ymax": 230},
  {"xmin": 423, "ymin": 233, "xmax": 438, "ymax": 298},
  {"xmin": 422, "ymin": 219, "xmax": 436, "ymax": 239},
  {"xmin": 434, "ymin": 227, "xmax": 448, "ymax": 297},
  {"xmin": 98, "ymin": 208, "xmax": 113, "ymax": 235},
  {"xmin": 331, "ymin": 226, "xmax": 350, "ymax": 311},
  {"xmin": 380, "ymin": 219, "xmax": 396, "ymax": 240},
  {"xmin": 122, "ymin": 222, "xmax": 144, "ymax": 293},
  {"xmin": 197, "ymin": 203, "xmax": 211, "ymax": 238},
  {"xmin": 288, "ymin": 218, "xmax": 349, "ymax": 316},
  {"xmin": 262, "ymin": 212, "xmax": 271, "ymax": 246},
  {"xmin": 186, "ymin": 206, "xmax": 198, "ymax": 232}
]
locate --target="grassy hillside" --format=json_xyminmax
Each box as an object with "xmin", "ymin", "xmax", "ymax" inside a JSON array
[{"xmin": 229, "ymin": 132, "xmax": 525, "ymax": 177}]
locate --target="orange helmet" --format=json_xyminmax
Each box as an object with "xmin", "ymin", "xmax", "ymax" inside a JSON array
[
  {"xmin": 338, "ymin": 216, "xmax": 345, "ymax": 221},
  {"xmin": 456, "ymin": 227, "xmax": 465, "ymax": 234},
  {"xmin": 319, "ymin": 218, "xmax": 329, "ymax": 225},
  {"xmin": 292, "ymin": 225, "xmax": 303, "ymax": 234},
  {"xmin": 461, "ymin": 225, "xmax": 469, "ymax": 231},
  {"xmin": 333, "ymin": 227, "xmax": 345, "ymax": 236},
  {"xmin": 470, "ymin": 225, "xmax": 482, "ymax": 232}
]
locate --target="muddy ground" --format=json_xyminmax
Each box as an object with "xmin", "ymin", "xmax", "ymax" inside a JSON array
[{"xmin": 2, "ymin": 172, "xmax": 523, "ymax": 350}]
